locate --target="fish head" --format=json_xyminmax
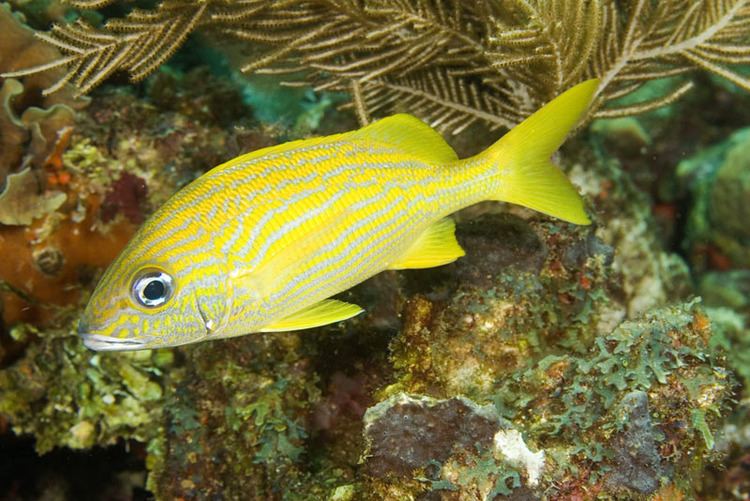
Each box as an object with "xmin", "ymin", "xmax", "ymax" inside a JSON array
[{"xmin": 78, "ymin": 230, "xmax": 232, "ymax": 351}]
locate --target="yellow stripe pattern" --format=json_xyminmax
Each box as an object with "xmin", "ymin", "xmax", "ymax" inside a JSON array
[{"xmin": 79, "ymin": 79, "xmax": 598, "ymax": 350}]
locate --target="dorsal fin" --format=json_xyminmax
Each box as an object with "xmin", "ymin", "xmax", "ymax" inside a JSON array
[
  {"xmin": 350, "ymin": 114, "xmax": 458, "ymax": 164},
  {"xmin": 212, "ymin": 114, "xmax": 456, "ymax": 175}
]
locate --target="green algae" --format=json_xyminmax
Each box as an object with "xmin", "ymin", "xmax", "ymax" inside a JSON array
[
  {"xmin": 144, "ymin": 333, "xmax": 340, "ymax": 500},
  {"xmin": 494, "ymin": 299, "xmax": 728, "ymax": 440},
  {"xmin": 377, "ymin": 293, "xmax": 732, "ymax": 498},
  {"xmin": 707, "ymin": 306, "xmax": 750, "ymax": 390},
  {"xmin": 0, "ymin": 320, "xmax": 171, "ymax": 454},
  {"xmin": 448, "ymin": 451, "xmax": 522, "ymax": 498},
  {"xmin": 226, "ymin": 378, "xmax": 308, "ymax": 464}
]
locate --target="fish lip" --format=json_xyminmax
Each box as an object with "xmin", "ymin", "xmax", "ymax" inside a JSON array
[{"xmin": 80, "ymin": 333, "xmax": 150, "ymax": 352}]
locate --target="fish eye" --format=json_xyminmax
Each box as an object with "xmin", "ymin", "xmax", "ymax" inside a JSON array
[{"xmin": 131, "ymin": 269, "xmax": 173, "ymax": 308}]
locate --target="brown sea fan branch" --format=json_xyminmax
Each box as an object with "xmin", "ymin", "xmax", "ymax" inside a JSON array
[{"xmin": 2, "ymin": 0, "xmax": 750, "ymax": 133}]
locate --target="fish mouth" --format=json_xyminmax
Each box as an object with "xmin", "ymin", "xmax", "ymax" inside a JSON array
[{"xmin": 80, "ymin": 333, "xmax": 150, "ymax": 352}]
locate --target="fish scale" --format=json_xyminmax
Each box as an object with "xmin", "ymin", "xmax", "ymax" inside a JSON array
[
  {"xmin": 78, "ymin": 79, "xmax": 598, "ymax": 351},
  {"xmin": 233, "ymin": 158, "xmax": 426, "ymax": 321}
]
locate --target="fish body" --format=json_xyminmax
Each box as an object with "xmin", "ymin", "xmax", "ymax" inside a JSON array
[{"xmin": 79, "ymin": 79, "xmax": 598, "ymax": 351}]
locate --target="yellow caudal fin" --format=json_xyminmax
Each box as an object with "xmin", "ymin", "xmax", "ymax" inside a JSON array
[{"xmin": 482, "ymin": 79, "xmax": 599, "ymax": 225}]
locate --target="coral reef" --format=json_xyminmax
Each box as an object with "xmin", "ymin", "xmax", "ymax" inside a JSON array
[
  {"xmin": 0, "ymin": 165, "xmax": 67, "ymax": 225},
  {"xmin": 363, "ymin": 167, "xmax": 728, "ymax": 496},
  {"xmin": 147, "ymin": 334, "xmax": 319, "ymax": 499},
  {"xmin": 670, "ymin": 113, "xmax": 750, "ymax": 501},
  {"xmin": 0, "ymin": 2, "xmax": 749, "ymax": 500},
  {"xmin": 5, "ymin": 114, "xmax": 735, "ymax": 498},
  {"xmin": 0, "ymin": 62, "xmax": 265, "ymax": 330},
  {"xmin": 568, "ymin": 148, "xmax": 693, "ymax": 318}
]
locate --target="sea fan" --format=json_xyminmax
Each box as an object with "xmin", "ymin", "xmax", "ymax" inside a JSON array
[{"xmin": 3, "ymin": 0, "xmax": 750, "ymax": 133}]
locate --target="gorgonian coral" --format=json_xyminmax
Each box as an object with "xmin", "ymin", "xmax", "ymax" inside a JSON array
[{"xmin": 4, "ymin": 0, "xmax": 750, "ymax": 133}]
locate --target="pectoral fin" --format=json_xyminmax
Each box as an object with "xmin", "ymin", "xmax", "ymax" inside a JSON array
[
  {"xmin": 389, "ymin": 218, "xmax": 465, "ymax": 270},
  {"xmin": 260, "ymin": 299, "xmax": 364, "ymax": 332}
]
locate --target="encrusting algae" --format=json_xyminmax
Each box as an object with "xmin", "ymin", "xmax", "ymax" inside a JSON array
[{"xmin": 78, "ymin": 79, "xmax": 597, "ymax": 351}]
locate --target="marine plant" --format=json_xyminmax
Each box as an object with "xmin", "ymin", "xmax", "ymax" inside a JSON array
[{"xmin": 3, "ymin": 0, "xmax": 750, "ymax": 134}]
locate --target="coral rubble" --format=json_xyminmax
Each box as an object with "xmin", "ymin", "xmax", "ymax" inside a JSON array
[{"xmin": 0, "ymin": 327, "xmax": 171, "ymax": 453}]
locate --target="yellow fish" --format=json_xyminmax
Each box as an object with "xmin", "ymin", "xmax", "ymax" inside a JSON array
[{"xmin": 79, "ymin": 79, "xmax": 598, "ymax": 351}]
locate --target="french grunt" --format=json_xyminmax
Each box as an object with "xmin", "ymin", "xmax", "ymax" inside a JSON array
[{"xmin": 78, "ymin": 79, "xmax": 599, "ymax": 351}]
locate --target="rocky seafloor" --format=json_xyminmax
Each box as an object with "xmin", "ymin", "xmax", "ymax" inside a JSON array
[{"xmin": 2, "ymin": 4, "xmax": 750, "ymax": 501}]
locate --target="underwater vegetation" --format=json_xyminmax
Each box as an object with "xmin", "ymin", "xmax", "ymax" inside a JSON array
[
  {"xmin": 0, "ymin": 0, "xmax": 750, "ymax": 500},
  {"xmin": 5, "ymin": 0, "xmax": 750, "ymax": 133}
]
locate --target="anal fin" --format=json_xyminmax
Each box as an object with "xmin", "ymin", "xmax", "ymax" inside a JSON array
[
  {"xmin": 389, "ymin": 218, "xmax": 465, "ymax": 270},
  {"xmin": 260, "ymin": 299, "xmax": 363, "ymax": 332}
]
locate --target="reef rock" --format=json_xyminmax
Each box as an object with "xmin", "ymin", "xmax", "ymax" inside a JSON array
[
  {"xmin": 362, "ymin": 393, "xmax": 509, "ymax": 478},
  {"xmin": 606, "ymin": 391, "xmax": 666, "ymax": 494},
  {"xmin": 371, "ymin": 286, "xmax": 731, "ymax": 499}
]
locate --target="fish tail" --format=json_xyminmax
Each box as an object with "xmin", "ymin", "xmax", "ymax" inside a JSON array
[{"xmin": 482, "ymin": 79, "xmax": 599, "ymax": 225}]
